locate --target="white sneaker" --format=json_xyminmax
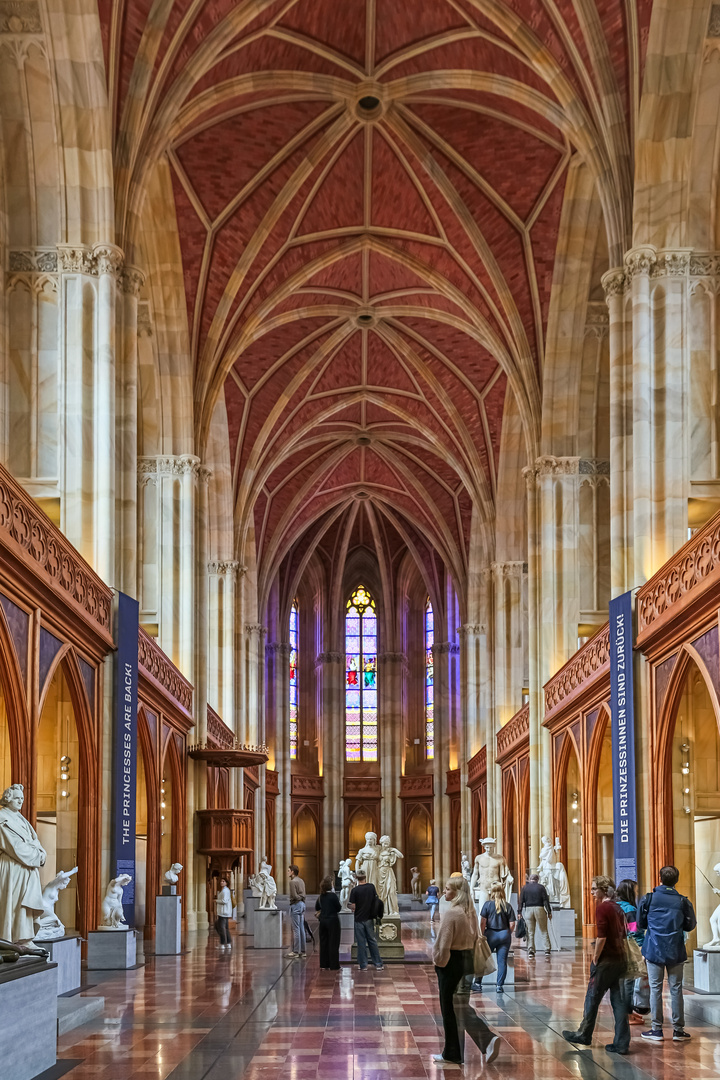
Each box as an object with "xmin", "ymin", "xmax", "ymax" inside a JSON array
[{"xmin": 285, "ymin": 951, "xmax": 299, "ymax": 958}]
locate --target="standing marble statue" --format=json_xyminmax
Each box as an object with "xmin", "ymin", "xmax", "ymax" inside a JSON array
[
  {"xmin": 702, "ymin": 862, "xmax": 720, "ymax": 949},
  {"xmin": 355, "ymin": 832, "xmax": 380, "ymax": 889},
  {"xmin": 35, "ymin": 867, "xmax": 78, "ymax": 940},
  {"xmin": 377, "ymin": 835, "xmax": 404, "ymax": 917},
  {"xmin": 339, "ymin": 858, "xmax": 356, "ymax": 911},
  {"xmin": 100, "ymin": 874, "xmax": 132, "ymax": 929},
  {"xmin": 470, "ymin": 837, "xmax": 514, "ymax": 907},
  {"xmin": 461, "ymin": 852, "xmax": 471, "ymax": 883},
  {"xmin": 0, "ymin": 784, "xmax": 46, "ymax": 943},
  {"xmin": 411, "ymin": 866, "xmax": 422, "ymax": 900},
  {"xmin": 250, "ymin": 859, "xmax": 278, "ymax": 910},
  {"xmin": 537, "ymin": 836, "xmax": 571, "ymax": 908}
]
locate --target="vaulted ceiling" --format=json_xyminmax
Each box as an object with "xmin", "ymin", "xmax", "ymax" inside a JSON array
[{"xmin": 104, "ymin": 0, "xmax": 651, "ymax": 602}]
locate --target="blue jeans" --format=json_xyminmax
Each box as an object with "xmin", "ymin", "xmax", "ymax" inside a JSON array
[
  {"xmin": 354, "ymin": 919, "xmax": 382, "ymax": 967},
  {"xmin": 290, "ymin": 901, "xmax": 306, "ymax": 954},
  {"xmin": 485, "ymin": 928, "xmax": 511, "ymax": 987}
]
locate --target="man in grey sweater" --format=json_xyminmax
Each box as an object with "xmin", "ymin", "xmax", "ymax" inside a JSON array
[
  {"xmin": 286, "ymin": 864, "xmax": 307, "ymax": 958},
  {"xmin": 519, "ymin": 873, "xmax": 553, "ymax": 957}
]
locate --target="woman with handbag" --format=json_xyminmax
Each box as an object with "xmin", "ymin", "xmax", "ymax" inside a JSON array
[
  {"xmin": 480, "ymin": 883, "xmax": 516, "ymax": 991},
  {"xmin": 617, "ymin": 879, "xmax": 650, "ymax": 1025},
  {"xmin": 432, "ymin": 875, "xmax": 500, "ymax": 1067}
]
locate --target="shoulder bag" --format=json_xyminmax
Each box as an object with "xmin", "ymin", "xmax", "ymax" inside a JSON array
[{"xmin": 624, "ymin": 935, "xmax": 646, "ymax": 979}]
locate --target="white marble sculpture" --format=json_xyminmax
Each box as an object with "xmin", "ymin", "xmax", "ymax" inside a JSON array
[
  {"xmin": 461, "ymin": 852, "xmax": 472, "ymax": 883},
  {"xmin": 100, "ymin": 874, "xmax": 132, "ymax": 929},
  {"xmin": 249, "ymin": 858, "xmax": 277, "ymax": 909},
  {"xmin": 164, "ymin": 863, "xmax": 183, "ymax": 886},
  {"xmin": 411, "ymin": 866, "xmax": 422, "ymax": 900},
  {"xmin": 538, "ymin": 835, "xmax": 571, "ymax": 908},
  {"xmin": 355, "ymin": 832, "xmax": 380, "ymax": 889},
  {"xmin": 0, "ymin": 784, "xmax": 47, "ymax": 944},
  {"xmin": 702, "ymin": 862, "xmax": 720, "ymax": 950},
  {"xmin": 470, "ymin": 837, "xmax": 514, "ymax": 907},
  {"xmin": 35, "ymin": 867, "xmax": 78, "ymax": 940},
  {"xmin": 377, "ymin": 835, "xmax": 404, "ymax": 917},
  {"xmin": 339, "ymin": 858, "xmax": 356, "ymax": 911}
]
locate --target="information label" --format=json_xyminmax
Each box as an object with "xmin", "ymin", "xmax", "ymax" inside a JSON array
[
  {"xmin": 609, "ymin": 590, "xmax": 638, "ymax": 884},
  {"xmin": 112, "ymin": 592, "xmax": 139, "ymax": 926}
]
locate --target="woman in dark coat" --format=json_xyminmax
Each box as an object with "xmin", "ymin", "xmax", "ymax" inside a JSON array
[{"xmin": 315, "ymin": 875, "xmax": 341, "ymax": 969}]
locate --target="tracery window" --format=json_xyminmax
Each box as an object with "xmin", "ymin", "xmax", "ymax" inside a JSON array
[
  {"xmin": 289, "ymin": 599, "xmax": 299, "ymax": 761},
  {"xmin": 345, "ymin": 585, "xmax": 377, "ymax": 762},
  {"xmin": 425, "ymin": 597, "xmax": 434, "ymax": 760}
]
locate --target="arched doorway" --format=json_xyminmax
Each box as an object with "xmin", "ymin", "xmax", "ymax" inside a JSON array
[
  {"xmin": 564, "ymin": 741, "xmax": 583, "ymax": 915},
  {"xmin": 596, "ymin": 721, "xmax": 613, "ymax": 879},
  {"xmin": 37, "ymin": 663, "xmax": 80, "ymax": 933},
  {"xmin": 666, "ymin": 658, "xmax": 720, "ymax": 954},
  {"xmin": 347, "ymin": 805, "xmax": 375, "ymax": 863},
  {"xmin": 405, "ymin": 804, "xmax": 433, "ymax": 892},
  {"xmin": 0, "ymin": 681, "xmax": 11, "ymax": 793},
  {"xmin": 292, "ymin": 804, "xmax": 319, "ymax": 890}
]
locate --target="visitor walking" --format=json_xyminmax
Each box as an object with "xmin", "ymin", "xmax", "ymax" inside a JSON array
[
  {"xmin": 214, "ymin": 876, "xmax": 232, "ymax": 951},
  {"xmin": 432, "ymin": 875, "xmax": 500, "ymax": 1067},
  {"xmin": 480, "ymin": 882, "xmax": 516, "ymax": 991},
  {"xmin": 638, "ymin": 865, "xmax": 696, "ymax": 1043},
  {"xmin": 315, "ymin": 874, "xmax": 341, "ymax": 970},
  {"xmin": 616, "ymin": 878, "xmax": 650, "ymax": 1025},
  {"xmin": 426, "ymin": 879, "xmax": 440, "ymax": 922},
  {"xmin": 286, "ymin": 864, "xmax": 307, "ymax": 959},
  {"xmin": 519, "ymin": 872, "xmax": 552, "ymax": 957},
  {"xmin": 348, "ymin": 869, "xmax": 384, "ymax": 970},
  {"xmin": 562, "ymin": 875, "xmax": 630, "ymax": 1054}
]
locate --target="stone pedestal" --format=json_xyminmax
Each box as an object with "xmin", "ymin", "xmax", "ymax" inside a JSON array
[
  {"xmin": 351, "ymin": 916, "xmax": 404, "ymax": 961},
  {"xmin": 549, "ymin": 908, "xmax": 577, "ymax": 946},
  {"xmin": 245, "ymin": 895, "xmax": 258, "ymax": 935},
  {"xmin": 87, "ymin": 929, "xmax": 138, "ymax": 969},
  {"xmin": 693, "ymin": 949, "xmax": 720, "ymax": 993},
  {"xmin": 156, "ymin": 895, "xmax": 182, "ymax": 954},
  {"xmin": 339, "ymin": 910, "xmax": 355, "ymax": 945},
  {"xmin": 33, "ymin": 934, "xmax": 81, "ymax": 994},
  {"xmin": 161, "ymin": 884, "xmax": 177, "ymax": 895},
  {"xmin": 0, "ymin": 959, "xmax": 57, "ymax": 1080},
  {"xmin": 254, "ymin": 908, "xmax": 283, "ymax": 948}
]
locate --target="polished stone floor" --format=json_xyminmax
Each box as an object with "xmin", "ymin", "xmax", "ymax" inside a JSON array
[{"xmin": 57, "ymin": 912, "xmax": 720, "ymax": 1080}]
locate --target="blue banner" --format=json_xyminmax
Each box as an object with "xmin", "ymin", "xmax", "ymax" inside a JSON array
[
  {"xmin": 609, "ymin": 590, "xmax": 638, "ymax": 884},
  {"xmin": 112, "ymin": 592, "xmax": 139, "ymax": 927}
]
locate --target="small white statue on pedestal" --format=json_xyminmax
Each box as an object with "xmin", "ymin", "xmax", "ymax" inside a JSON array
[
  {"xmin": 0, "ymin": 784, "xmax": 46, "ymax": 945},
  {"xmin": 461, "ymin": 852, "xmax": 471, "ymax": 883},
  {"xmin": 164, "ymin": 863, "xmax": 183, "ymax": 886},
  {"xmin": 35, "ymin": 867, "xmax": 78, "ymax": 940},
  {"xmin": 339, "ymin": 858, "xmax": 356, "ymax": 911},
  {"xmin": 411, "ymin": 867, "xmax": 422, "ymax": 900},
  {"xmin": 538, "ymin": 835, "xmax": 571, "ymax": 908},
  {"xmin": 702, "ymin": 862, "xmax": 720, "ymax": 950},
  {"xmin": 249, "ymin": 858, "xmax": 277, "ymax": 909},
  {"xmin": 100, "ymin": 874, "xmax": 132, "ymax": 929},
  {"xmin": 355, "ymin": 832, "xmax": 380, "ymax": 889}
]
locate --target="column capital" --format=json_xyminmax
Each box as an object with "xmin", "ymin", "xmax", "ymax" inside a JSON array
[
  {"xmin": 245, "ymin": 624, "xmax": 268, "ymax": 637},
  {"xmin": 315, "ymin": 650, "xmax": 343, "ymax": 665},
  {"xmin": 601, "ymin": 266, "xmax": 626, "ymax": 302},
  {"xmin": 490, "ymin": 560, "xmax": 527, "ymax": 578},
  {"xmin": 377, "ymin": 651, "xmax": 408, "ymax": 667},
  {"xmin": 432, "ymin": 641, "xmax": 460, "ymax": 656},
  {"xmin": 138, "ymin": 455, "xmax": 211, "ymax": 482},
  {"xmin": 208, "ymin": 560, "xmax": 246, "ymax": 577},
  {"xmin": 266, "ymin": 641, "xmax": 292, "ymax": 656}
]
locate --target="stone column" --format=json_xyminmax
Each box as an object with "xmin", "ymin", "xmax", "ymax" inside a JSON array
[
  {"xmin": 432, "ymin": 641, "xmax": 458, "ymax": 884},
  {"xmin": 602, "ymin": 266, "xmax": 634, "ymax": 595},
  {"xmin": 267, "ymin": 640, "xmax": 291, "ymax": 891},
  {"xmin": 116, "ymin": 265, "xmax": 144, "ymax": 595},
  {"xmin": 378, "ymin": 652, "xmax": 406, "ymax": 847},
  {"xmin": 317, "ymin": 651, "xmax": 343, "ymax": 876},
  {"xmin": 459, "ymin": 623, "xmax": 482, "ymax": 856},
  {"xmin": 245, "ymin": 623, "xmax": 267, "ymax": 857},
  {"xmin": 207, "ymin": 561, "xmax": 243, "ymax": 725}
]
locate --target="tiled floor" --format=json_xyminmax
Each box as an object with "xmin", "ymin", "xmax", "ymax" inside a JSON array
[{"xmin": 57, "ymin": 913, "xmax": 720, "ymax": 1080}]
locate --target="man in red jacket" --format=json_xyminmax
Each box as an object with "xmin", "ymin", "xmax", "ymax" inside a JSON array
[{"xmin": 562, "ymin": 876, "xmax": 631, "ymax": 1055}]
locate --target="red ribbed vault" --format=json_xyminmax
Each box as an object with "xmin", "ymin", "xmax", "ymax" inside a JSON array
[{"xmin": 104, "ymin": 0, "xmax": 651, "ymax": 601}]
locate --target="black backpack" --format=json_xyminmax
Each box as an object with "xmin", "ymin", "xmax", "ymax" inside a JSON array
[{"xmin": 373, "ymin": 893, "xmax": 385, "ymax": 921}]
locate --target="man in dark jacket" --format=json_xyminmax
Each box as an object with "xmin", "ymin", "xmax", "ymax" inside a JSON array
[
  {"xmin": 519, "ymin": 873, "xmax": 553, "ymax": 957},
  {"xmin": 637, "ymin": 865, "xmax": 696, "ymax": 1043}
]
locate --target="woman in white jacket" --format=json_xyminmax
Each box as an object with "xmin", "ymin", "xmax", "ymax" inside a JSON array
[{"xmin": 215, "ymin": 877, "xmax": 232, "ymax": 950}]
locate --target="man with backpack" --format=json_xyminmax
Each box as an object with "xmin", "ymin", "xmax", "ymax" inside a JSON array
[
  {"xmin": 637, "ymin": 865, "xmax": 696, "ymax": 1043},
  {"xmin": 349, "ymin": 869, "xmax": 384, "ymax": 970}
]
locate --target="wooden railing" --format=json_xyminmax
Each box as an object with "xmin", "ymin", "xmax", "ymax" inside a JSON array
[{"xmin": 543, "ymin": 623, "xmax": 610, "ymax": 719}]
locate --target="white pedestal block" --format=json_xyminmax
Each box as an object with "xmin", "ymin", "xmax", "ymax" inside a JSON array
[
  {"xmin": 339, "ymin": 911, "xmax": 355, "ymax": 945},
  {"xmin": 254, "ymin": 908, "xmax": 283, "ymax": 948},
  {"xmin": 156, "ymin": 895, "xmax": 182, "ymax": 954},
  {"xmin": 550, "ymin": 908, "xmax": 577, "ymax": 946},
  {"xmin": 34, "ymin": 934, "xmax": 81, "ymax": 994},
  {"xmin": 87, "ymin": 929, "xmax": 138, "ymax": 969},
  {"xmin": 0, "ymin": 960, "xmax": 57, "ymax": 1080},
  {"xmin": 245, "ymin": 896, "xmax": 258, "ymax": 935},
  {"xmin": 693, "ymin": 949, "xmax": 720, "ymax": 993}
]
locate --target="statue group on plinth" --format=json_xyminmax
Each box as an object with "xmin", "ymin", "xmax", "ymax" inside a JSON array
[
  {"xmin": 537, "ymin": 835, "xmax": 571, "ymax": 908},
  {"xmin": 250, "ymin": 857, "xmax": 278, "ymax": 909},
  {"xmin": 344, "ymin": 831, "xmax": 404, "ymax": 917}
]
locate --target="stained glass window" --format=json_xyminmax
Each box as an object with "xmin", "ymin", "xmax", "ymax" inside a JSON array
[
  {"xmin": 345, "ymin": 585, "xmax": 377, "ymax": 762},
  {"xmin": 289, "ymin": 599, "xmax": 299, "ymax": 761},
  {"xmin": 425, "ymin": 597, "xmax": 434, "ymax": 760}
]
